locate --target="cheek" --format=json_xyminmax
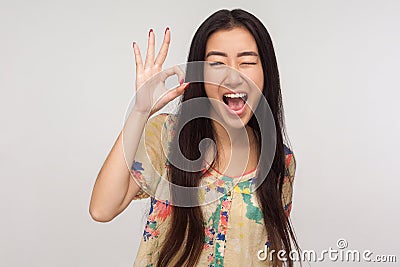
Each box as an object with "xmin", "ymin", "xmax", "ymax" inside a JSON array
[
  {"xmin": 242, "ymin": 67, "xmax": 264, "ymax": 91},
  {"xmin": 252, "ymin": 71, "xmax": 264, "ymax": 93},
  {"xmin": 258, "ymin": 69, "xmax": 264, "ymax": 91},
  {"xmin": 253, "ymin": 68, "xmax": 264, "ymax": 91},
  {"xmin": 204, "ymin": 83, "xmax": 220, "ymax": 99}
]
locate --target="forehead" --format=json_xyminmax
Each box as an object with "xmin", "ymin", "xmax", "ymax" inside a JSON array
[{"xmin": 205, "ymin": 27, "xmax": 258, "ymax": 54}]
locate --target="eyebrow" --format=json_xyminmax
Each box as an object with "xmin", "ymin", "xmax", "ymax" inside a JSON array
[{"xmin": 205, "ymin": 51, "xmax": 259, "ymax": 58}]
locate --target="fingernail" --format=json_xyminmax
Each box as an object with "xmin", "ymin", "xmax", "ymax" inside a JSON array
[
  {"xmin": 179, "ymin": 79, "xmax": 184, "ymax": 85},
  {"xmin": 183, "ymin": 83, "xmax": 190, "ymax": 90},
  {"xmin": 132, "ymin": 41, "xmax": 136, "ymax": 48},
  {"xmin": 165, "ymin": 27, "xmax": 169, "ymax": 34},
  {"xmin": 149, "ymin": 28, "xmax": 153, "ymax": 37}
]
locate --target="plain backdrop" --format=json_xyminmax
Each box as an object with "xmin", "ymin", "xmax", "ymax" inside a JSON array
[{"xmin": 1, "ymin": 0, "xmax": 399, "ymax": 266}]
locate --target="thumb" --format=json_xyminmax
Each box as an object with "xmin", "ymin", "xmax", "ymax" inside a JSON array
[
  {"xmin": 153, "ymin": 82, "xmax": 190, "ymax": 112},
  {"xmin": 165, "ymin": 82, "xmax": 190, "ymax": 102}
]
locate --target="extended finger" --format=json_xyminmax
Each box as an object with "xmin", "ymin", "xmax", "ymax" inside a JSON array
[
  {"xmin": 154, "ymin": 27, "xmax": 171, "ymax": 66},
  {"xmin": 144, "ymin": 29, "xmax": 155, "ymax": 68},
  {"xmin": 133, "ymin": 42, "xmax": 143, "ymax": 71}
]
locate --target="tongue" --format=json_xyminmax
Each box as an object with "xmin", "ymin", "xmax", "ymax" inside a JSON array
[{"xmin": 226, "ymin": 98, "xmax": 245, "ymax": 111}]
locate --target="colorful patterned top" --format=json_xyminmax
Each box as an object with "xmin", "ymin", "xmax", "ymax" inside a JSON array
[{"xmin": 130, "ymin": 113, "xmax": 296, "ymax": 267}]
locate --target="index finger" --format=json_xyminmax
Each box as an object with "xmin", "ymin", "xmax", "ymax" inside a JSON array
[
  {"xmin": 160, "ymin": 65, "xmax": 185, "ymax": 85},
  {"xmin": 154, "ymin": 27, "xmax": 171, "ymax": 66}
]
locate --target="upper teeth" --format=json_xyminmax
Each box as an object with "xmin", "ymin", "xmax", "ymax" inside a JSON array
[{"xmin": 224, "ymin": 93, "xmax": 246, "ymax": 98}]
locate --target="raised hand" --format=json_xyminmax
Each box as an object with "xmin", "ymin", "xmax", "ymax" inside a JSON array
[{"xmin": 132, "ymin": 28, "xmax": 189, "ymax": 116}]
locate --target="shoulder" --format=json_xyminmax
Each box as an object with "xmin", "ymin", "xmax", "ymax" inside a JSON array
[
  {"xmin": 283, "ymin": 144, "xmax": 296, "ymax": 180},
  {"xmin": 143, "ymin": 113, "xmax": 177, "ymax": 165},
  {"xmin": 284, "ymin": 144, "xmax": 293, "ymax": 156},
  {"xmin": 144, "ymin": 113, "xmax": 177, "ymax": 138},
  {"xmin": 146, "ymin": 113, "xmax": 170, "ymax": 128},
  {"xmin": 147, "ymin": 113, "xmax": 177, "ymax": 129}
]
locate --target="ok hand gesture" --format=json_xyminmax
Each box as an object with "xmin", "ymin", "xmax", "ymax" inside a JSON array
[{"xmin": 132, "ymin": 28, "xmax": 189, "ymax": 117}]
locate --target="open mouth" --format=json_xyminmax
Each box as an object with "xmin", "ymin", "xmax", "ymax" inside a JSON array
[{"xmin": 222, "ymin": 92, "xmax": 248, "ymax": 112}]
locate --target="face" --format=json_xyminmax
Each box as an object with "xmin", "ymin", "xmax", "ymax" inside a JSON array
[{"xmin": 204, "ymin": 26, "xmax": 264, "ymax": 129}]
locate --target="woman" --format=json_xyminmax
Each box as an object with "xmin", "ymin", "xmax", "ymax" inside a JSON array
[{"xmin": 90, "ymin": 8, "xmax": 300, "ymax": 267}]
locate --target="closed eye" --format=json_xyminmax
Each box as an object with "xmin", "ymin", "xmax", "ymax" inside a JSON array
[
  {"xmin": 208, "ymin": 61, "xmax": 256, "ymax": 67},
  {"xmin": 209, "ymin": 61, "xmax": 225, "ymax": 66}
]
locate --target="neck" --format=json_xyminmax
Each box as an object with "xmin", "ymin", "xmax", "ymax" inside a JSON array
[
  {"xmin": 209, "ymin": 119, "xmax": 258, "ymax": 174},
  {"xmin": 211, "ymin": 120, "xmax": 254, "ymax": 149}
]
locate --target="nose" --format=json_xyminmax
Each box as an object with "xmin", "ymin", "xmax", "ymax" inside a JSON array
[{"xmin": 223, "ymin": 65, "xmax": 243, "ymax": 89}]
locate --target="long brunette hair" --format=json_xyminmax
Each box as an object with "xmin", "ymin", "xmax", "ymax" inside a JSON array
[{"xmin": 157, "ymin": 8, "xmax": 300, "ymax": 267}]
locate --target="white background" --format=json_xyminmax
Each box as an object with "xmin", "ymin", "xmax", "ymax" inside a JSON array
[{"xmin": 1, "ymin": 0, "xmax": 399, "ymax": 266}]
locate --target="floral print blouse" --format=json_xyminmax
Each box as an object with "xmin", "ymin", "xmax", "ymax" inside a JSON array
[{"xmin": 130, "ymin": 113, "xmax": 296, "ymax": 267}]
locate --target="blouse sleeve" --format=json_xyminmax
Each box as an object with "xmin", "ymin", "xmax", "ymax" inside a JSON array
[
  {"xmin": 129, "ymin": 113, "xmax": 170, "ymax": 201},
  {"xmin": 281, "ymin": 147, "xmax": 297, "ymax": 218}
]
